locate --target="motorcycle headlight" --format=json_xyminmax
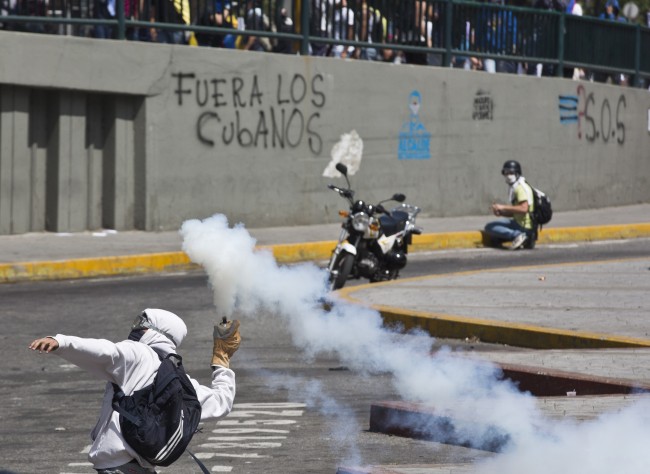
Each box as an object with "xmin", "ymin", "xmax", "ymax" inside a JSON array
[{"xmin": 352, "ymin": 212, "xmax": 370, "ymax": 232}]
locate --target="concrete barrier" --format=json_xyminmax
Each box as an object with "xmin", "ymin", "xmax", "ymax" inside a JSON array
[{"xmin": 1, "ymin": 31, "xmax": 649, "ymax": 234}]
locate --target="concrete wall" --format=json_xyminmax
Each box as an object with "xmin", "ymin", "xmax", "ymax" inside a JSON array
[{"xmin": 0, "ymin": 31, "xmax": 648, "ymax": 234}]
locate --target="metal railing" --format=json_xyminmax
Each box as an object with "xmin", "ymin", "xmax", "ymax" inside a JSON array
[{"xmin": 1, "ymin": 0, "xmax": 649, "ymax": 87}]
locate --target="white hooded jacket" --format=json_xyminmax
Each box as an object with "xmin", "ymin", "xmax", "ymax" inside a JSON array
[{"xmin": 51, "ymin": 309, "xmax": 236, "ymax": 470}]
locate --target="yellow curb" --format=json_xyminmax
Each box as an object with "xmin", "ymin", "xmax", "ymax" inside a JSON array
[
  {"xmin": 538, "ymin": 222, "xmax": 650, "ymax": 243},
  {"xmin": 266, "ymin": 222, "xmax": 650, "ymax": 262},
  {"xmin": 0, "ymin": 252, "xmax": 197, "ymax": 283},
  {"xmin": 0, "ymin": 223, "xmax": 648, "ymax": 283},
  {"xmin": 372, "ymin": 304, "xmax": 650, "ymax": 349},
  {"xmin": 338, "ymin": 257, "xmax": 650, "ymax": 350},
  {"xmin": 259, "ymin": 241, "xmax": 335, "ymax": 264}
]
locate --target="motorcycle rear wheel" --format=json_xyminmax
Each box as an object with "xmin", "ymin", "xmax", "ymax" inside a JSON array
[{"xmin": 330, "ymin": 252, "xmax": 354, "ymax": 290}]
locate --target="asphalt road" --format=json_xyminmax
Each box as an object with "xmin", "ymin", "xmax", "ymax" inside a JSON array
[{"xmin": 2, "ymin": 238, "xmax": 649, "ymax": 474}]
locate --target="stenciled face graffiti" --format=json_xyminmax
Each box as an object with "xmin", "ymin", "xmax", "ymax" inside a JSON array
[
  {"xmin": 172, "ymin": 72, "xmax": 327, "ymax": 155},
  {"xmin": 398, "ymin": 90, "xmax": 432, "ymax": 160}
]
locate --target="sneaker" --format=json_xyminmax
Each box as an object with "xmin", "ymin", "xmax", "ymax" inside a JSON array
[{"xmin": 511, "ymin": 233, "xmax": 528, "ymax": 250}]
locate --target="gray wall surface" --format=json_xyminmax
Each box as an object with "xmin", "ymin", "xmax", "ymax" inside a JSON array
[{"xmin": 1, "ymin": 31, "xmax": 648, "ymax": 234}]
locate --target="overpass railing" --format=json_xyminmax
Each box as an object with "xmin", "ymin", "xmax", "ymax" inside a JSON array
[{"xmin": 1, "ymin": 0, "xmax": 648, "ymax": 87}]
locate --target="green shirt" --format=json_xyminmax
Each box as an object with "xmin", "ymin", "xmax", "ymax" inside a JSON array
[{"xmin": 512, "ymin": 180, "xmax": 534, "ymax": 230}]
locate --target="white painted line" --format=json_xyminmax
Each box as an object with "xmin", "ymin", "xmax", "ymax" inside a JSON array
[
  {"xmin": 212, "ymin": 428, "xmax": 290, "ymax": 434},
  {"xmin": 228, "ymin": 410, "xmax": 304, "ymax": 417},
  {"xmin": 219, "ymin": 419, "xmax": 297, "ymax": 425},
  {"xmin": 207, "ymin": 436, "xmax": 287, "ymax": 441},
  {"xmin": 200, "ymin": 442, "xmax": 283, "ymax": 449},
  {"xmin": 233, "ymin": 402, "xmax": 306, "ymax": 408},
  {"xmin": 195, "ymin": 452, "xmax": 271, "ymax": 459},
  {"xmin": 211, "ymin": 467, "xmax": 233, "ymax": 472}
]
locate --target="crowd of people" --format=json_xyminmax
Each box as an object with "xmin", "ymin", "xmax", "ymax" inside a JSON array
[{"xmin": 2, "ymin": 0, "xmax": 648, "ymax": 85}]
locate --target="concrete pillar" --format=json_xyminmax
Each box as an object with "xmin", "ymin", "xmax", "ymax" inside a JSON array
[
  {"xmin": 103, "ymin": 95, "xmax": 137, "ymax": 230},
  {"xmin": 0, "ymin": 85, "xmax": 33, "ymax": 234},
  {"xmin": 45, "ymin": 91, "xmax": 88, "ymax": 232},
  {"xmin": 86, "ymin": 94, "xmax": 104, "ymax": 231},
  {"xmin": 29, "ymin": 89, "xmax": 48, "ymax": 232},
  {"xmin": 133, "ymin": 97, "xmax": 146, "ymax": 230}
]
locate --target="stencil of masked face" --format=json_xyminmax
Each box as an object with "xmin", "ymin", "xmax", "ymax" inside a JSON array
[{"xmin": 409, "ymin": 91, "xmax": 422, "ymax": 116}]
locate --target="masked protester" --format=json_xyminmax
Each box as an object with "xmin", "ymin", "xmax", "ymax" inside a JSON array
[
  {"xmin": 484, "ymin": 160, "xmax": 536, "ymax": 250},
  {"xmin": 29, "ymin": 308, "xmax": 241, "ymax": 474}
]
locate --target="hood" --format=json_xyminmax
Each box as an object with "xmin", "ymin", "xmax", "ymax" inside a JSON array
[{"xmin": 139, "ymin": 308, "xmax": 187, "ymax": 356}]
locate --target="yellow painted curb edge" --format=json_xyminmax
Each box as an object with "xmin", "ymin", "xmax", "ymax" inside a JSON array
[
  {"xmin": 1, "ymin": 223, "xmax": 649, "ymax": 284},
  {"xmin": 373, "ymin": 304, "xmax": 650, "ymax": 350},
  {"xmin": 337, "ymin": 257, "xmax": 650, "ymax": 350},
  {"xmin": 0, "ymin": 252, "xmax": 197, "ymax": 283}
]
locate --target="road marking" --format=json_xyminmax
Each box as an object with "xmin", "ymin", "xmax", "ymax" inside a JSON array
[
  {"xmin": 211, "ymin": 428, "xmax": 290, "ymax": 434},
  {"xmin": 207, "ymin": 436, "xmax": 287, "ymax": 441},
  {"xmin": 233, "ymin": 402, "xmax": 305, "ymax": 408},
  {"xmin": 219, "ymin": 419, "xmax": 297, "ymax": 425},
  {"xmin": 194, "ymin": 401, "xmax": 306, "ymax": 468},
  {"xmin": 201, "ymin": 442, "xmax": 283, "ymax": 449},
  {"xmin": 195, "ymin": 452, "xmax": 271, "ymax": 459},
  {"xmin": 227, "ymin": 410, "xmax": 304, "ymax": 417}
]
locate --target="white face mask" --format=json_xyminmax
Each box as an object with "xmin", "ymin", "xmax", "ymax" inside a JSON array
[{"xmin": 504, "ymin": 173, "xmax": 517, "ymax": 185}]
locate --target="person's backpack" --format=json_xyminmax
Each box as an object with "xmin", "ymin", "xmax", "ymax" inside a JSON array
[
  {"xmin": 111, "ymin": 353, "xmax": 202, "ymax": 467},
  {"xmin": 528, "ymin": 184, "xmax": 553, "ymax": 230}
]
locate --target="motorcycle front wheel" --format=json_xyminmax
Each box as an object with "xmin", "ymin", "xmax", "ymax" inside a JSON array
[{"xmin": 329, "ymin": 252, "xmax": 355, "ymax": 291}]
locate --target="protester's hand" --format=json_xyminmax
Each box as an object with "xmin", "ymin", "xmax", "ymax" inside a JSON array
[
  {"xmin": 491, "ymin": 203, "xmax": 502, "ymax": 216},
  {"xmin": 29, "ymin": 337, "xmax": 59, "ymax": 353},
  {"xmin": 212, "ymin": 320, "xmax": 241, "ymax": 369}
]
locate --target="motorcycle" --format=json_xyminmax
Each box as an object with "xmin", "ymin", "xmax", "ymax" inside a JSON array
[{"xmin": 326, "ymin": 163, "xmax": 423, "ymax": 291}]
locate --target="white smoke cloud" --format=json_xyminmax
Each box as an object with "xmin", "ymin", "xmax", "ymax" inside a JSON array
[{"xmin": 180, "ymin": 214, "xmax": 650, "ymax": 472}]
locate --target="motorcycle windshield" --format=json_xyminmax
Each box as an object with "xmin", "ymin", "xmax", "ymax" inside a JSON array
[{"xmin": 379, "ymin": 212, "xmax": 408, "ymax": 236}]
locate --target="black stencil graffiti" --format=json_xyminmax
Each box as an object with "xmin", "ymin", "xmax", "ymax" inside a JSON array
[
  {"xmin": 472, "ymin": 90, "xmax": 493, "ymax": 121},
  {"xmin": 172, "ymin": 72, "xmax": 326, "ymax": 155},
  {"xmin": 577, "ymin": 85, "xmax": 626, "ymax": 145}
]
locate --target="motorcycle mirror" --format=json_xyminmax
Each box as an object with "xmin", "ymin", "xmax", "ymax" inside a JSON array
[
  {"xmin": 335, "ymin": 163, "xmax": 348, "ymax": 176},
  {"xmin": 393, "ymin": 193, "xmax": 406, "ymax": 202}
]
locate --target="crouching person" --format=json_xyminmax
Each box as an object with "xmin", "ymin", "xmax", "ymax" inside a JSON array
[
  {"xmin": 29, "ymin": 308, "xmax": 241, "ymax": 473},
  {"xmin": 484, "ymin": 160, "xmax": 536, "ymax": 250}
]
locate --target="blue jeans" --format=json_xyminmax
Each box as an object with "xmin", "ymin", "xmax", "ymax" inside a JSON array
[{"xmin": 484, "ymin": 218, "xmax": 532, "ymax": 243}]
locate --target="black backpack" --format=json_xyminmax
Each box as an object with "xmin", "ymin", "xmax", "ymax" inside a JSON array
[
  {"xmin": 111, "ymin": 353, "xmax": 202, "ymax": 467},
  {"xmin": 528, "ymin": 184, "xmax": 553, "ymax": 229}
]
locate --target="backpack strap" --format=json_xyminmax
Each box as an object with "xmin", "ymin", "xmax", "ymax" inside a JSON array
[
  {"xmin": 152, "ymin": 354, "xmax": 183, "ymax": 399},
  {"xmin": 187, "ymin": 449, "xmax": 210, "ymax": 474},
  {"xmin": 111, "ymin": 383, "xmax": 144, "ymax": 427}
]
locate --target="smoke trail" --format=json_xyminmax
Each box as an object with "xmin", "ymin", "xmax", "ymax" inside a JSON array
[
  {"xmin": 264, "ymin": 372, "xmax": 364, "ymax": 468},
  {"xmin": 180, "ymin": 214, "xmax": 650, "ymax": 472}
]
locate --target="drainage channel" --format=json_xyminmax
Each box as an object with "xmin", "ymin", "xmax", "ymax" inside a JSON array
[
  {"xmin": 368, "ymin": 363, "xmax": 650, "ymax": 447},
  {"xmin": 336, "ymin": 363, "xmax": 650, "ymax": 474}
]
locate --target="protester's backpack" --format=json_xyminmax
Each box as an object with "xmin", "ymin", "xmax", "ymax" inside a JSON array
[
  {"xmin": 111, "ymin": 353, "xmax": 202, "ymax": 467},
  {"xmin": 528, "ymin": 184, "xmax": 553, "ymax": 230}
]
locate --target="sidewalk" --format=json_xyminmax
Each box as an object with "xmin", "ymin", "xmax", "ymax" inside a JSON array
[{"xmin": 1, "ymin": 204, "xmax": 649, "ymax": 283}]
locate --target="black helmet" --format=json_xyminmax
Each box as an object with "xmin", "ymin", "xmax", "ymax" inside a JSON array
[{"xmin": 501, "ymin": 160, "xmax": 522, "ymax": 177}]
